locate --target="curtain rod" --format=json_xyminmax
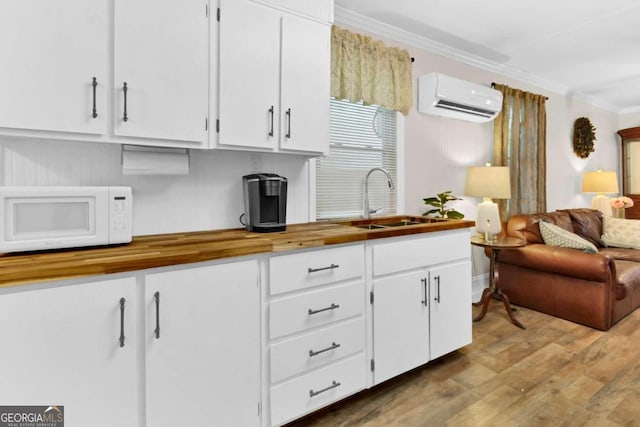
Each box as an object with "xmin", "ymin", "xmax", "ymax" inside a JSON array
[{"xmin": 491, "ymin": 82, "xmax": 549, "ymax": 100}]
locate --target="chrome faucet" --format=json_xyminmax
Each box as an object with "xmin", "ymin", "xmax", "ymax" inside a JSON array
[{"xmin": 364, "ymin": 167, "xmax": 394, "ymax": 219}]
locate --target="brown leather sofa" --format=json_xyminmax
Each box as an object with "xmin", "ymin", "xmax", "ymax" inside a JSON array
[{"xmin": 497, "ymin": 208, "xmax": 640, "ymax": 330}]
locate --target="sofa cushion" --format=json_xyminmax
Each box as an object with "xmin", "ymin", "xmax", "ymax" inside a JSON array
[
  {"xmin": 600, "ymin": 247, "xmax": 640, "ymax": 263},
  {"xmin": 508, "ymin": 211, "xmax": 574, "ymax": 244},
  {"xmin": 602, "ymin": 217, "xmax": 640, "ymax": 249},
  {"xmin": 539, "ymin": 220, "xmax": 598, "ymax": 253},
  {"xmin": 559, "ymin": 208, "xmax": 606, "ymax": 247}
]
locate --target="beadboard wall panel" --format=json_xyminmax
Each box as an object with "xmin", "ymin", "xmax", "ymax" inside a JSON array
[{"xmin": 0, "ymin": 137, "xmax": 310, "ymax": 236}]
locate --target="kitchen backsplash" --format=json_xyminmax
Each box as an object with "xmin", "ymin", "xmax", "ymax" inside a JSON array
[{"xmin": 0, "ymin": 136, "xmax": 311, "ymax": 236}]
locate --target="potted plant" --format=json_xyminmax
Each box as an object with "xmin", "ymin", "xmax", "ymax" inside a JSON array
[{"xmin": 423, "ymin": 191, "xmax": 464, "ymax": 219}]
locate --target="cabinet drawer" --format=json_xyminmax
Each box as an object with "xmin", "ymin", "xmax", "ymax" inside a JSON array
[
  {"xmin": 373, "ymin": 229, "xmax": 471, "ymax": 276},
  {"xmin": 270, "ymin": 354, "xmax": 366, "ymax": 426},
  {"xmin": 269, "ymin": 282, "xmax": 364, "ymax": 339},
  {"xmin": 270, "ymin": 244, "xmax": 364, "ymax": 296},
  {"xmin": 270, "ymin": 318, "xmax": 364, "ymax": 383}
]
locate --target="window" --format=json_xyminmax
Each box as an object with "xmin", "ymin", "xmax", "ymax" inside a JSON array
[{"xmin": 315, "ymin": 99, "xmax": 399, "ymax": 220}]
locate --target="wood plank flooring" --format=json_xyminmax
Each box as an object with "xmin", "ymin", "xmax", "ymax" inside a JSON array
[{"xmin": 287, "ymin": 304, "xmax": 640, "ymax": 426}]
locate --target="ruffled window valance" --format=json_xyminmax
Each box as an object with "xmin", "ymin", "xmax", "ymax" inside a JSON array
[{"xmin": 331, "ymin": 26, "xmax": 413, "ymax": 115}]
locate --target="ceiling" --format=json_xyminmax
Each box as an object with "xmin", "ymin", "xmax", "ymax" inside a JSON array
[{"xmin": 334, "ymin": 0, "xmax": 640, "ymax": 113}]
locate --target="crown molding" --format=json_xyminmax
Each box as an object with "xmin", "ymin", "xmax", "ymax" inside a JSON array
[{"xmin": 334, "ymin": 6, "xmax": 622, "ymax": 113}]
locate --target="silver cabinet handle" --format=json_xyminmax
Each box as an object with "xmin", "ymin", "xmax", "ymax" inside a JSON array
[
  {"xmin": 434, "ymin": 275, "xmax": 441, "ymax": 303},
  {"xmin": 91, "ymin": 77, "xmax": 98, "ymax": 118},
  {"xmin": 308, "ymin": 264, "xmax": 339, "ymax": 274},
  {"xmin": 122, "ymin": 82, "xmax": 128, "ymax": 122},
  {"xmin": 154, "ymin": 291, "xmax": 160, "ymax": 339},
  {"xmin": 119, "ymin": 297, "xmax": 126, "ymax": 348},
  {"xmin": 309, "ymin": 380, "xmax": 340, "ymax": 397},
  {"xmin": 268, "ymin": 105, "xmax": 274, "ymax": 137},
  {"xmin": 309, "ymin": 342, "xmax": 341, "ymax": 357},
  {"xmin": 421, "ymin": 277, "xmax": 428, "ymax": 306},
  {"xmin": 308, "ymin": 303, "xmax": 339, "ymax": 316},
  {"xmin": 285, "ymin": 108, "xmax": 291, "ymax": 138}
]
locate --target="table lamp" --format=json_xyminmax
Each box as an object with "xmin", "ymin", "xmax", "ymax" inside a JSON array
[
  {"xmin": 465, "ymin": 163, "xmax": 511, "ymax": 242},
  {"xmin": 582, "ymin": 170, "xmax": 618, "ymax": 216}
]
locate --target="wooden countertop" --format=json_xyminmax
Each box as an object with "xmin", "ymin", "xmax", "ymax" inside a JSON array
[{"xmin": 0, "ymin": 217, "xmax": 474, "ymax": 288}]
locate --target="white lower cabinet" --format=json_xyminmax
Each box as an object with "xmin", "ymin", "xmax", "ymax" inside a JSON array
[
  {"xmin": 145, "ymin": 259, "xmax": 260, "ymax": 427},
  {"xmin": 0, "ymin": 277, "xmax": 138, "ymax": 427},
  {"xmin": 370, "ymin": 230, "xmax": 472, "ymax": 386},
  {"xmin": 372, "ymin": 270, "xmax": 430, "ymax": 384},
  {"xmin": 267, "ymin": 244, "xmax": 367, "ymax": 426},
  {"xmin": 270, "ymin": 353, "xmax": 366, "ymax": 426}
]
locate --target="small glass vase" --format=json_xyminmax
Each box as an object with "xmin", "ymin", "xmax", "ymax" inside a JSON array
[{"xmin": 613, "ymin": 208, "xmax": 626, "ymax": 219}]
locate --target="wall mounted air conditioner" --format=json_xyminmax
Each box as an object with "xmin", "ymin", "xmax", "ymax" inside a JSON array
[{"xmin": 418, "ymin": 73, "xmax": 503, "ymax": 123}]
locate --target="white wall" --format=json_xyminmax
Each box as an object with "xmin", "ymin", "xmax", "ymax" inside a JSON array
[{"xmin": 0, "ymin": 136, "xmax": 310, "ymax": 236}]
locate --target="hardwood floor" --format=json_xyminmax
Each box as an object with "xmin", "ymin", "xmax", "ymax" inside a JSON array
[{"xmin": 287, "ymin": 305, "xmax": 640, "ymax": 426}]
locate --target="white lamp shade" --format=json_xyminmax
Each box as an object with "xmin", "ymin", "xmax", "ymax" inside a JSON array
[
  {"xmin": 465, "ymin": 166, "xmax": 511, "ymax": 199},
  {"xmin": 582, "ymin": 170, "xmax": 618, "ymax": 216},
  {"xmin": 582, "ymin": 171, "xmax": 618, "ymax": 194}
]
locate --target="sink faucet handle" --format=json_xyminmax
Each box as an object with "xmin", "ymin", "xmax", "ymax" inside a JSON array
[{"xmin": 369, "ymin": 207, "xmax": 382, "ymax": 215}]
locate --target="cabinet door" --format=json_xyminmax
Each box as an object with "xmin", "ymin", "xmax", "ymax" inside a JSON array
[
  {"xmin": 280, "ymin": 15, "xmax": 330, "ymax": 154},
  {"xmin": 429, "ymin": 261, "xmax": 472, "ymax": 360},
  {"xmin": 372, "ymin": 270, "xmax": 429, "ymax": 385},
  {"xmin": 0, "ymin": 0, "xmax": 108, "ymax": 134},
  {"xmin": 218, "ymin": 0, "xmax": 280, "ymax": 149},
  {"xmin": 0, "ymin": 277, "xmax": 137, "ymax": 427},
  {"xmin": 114, "ymin": 0, "xmax": 209, "ymax": 144},
  {"xmin": 145, "ymin": 260, "xmax": 260, "ymax": 427}
]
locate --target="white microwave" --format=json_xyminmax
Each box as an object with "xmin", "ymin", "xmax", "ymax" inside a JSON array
[{"xmin": 0, "ymin": 186, "xmax": 132, "ymax": 253}]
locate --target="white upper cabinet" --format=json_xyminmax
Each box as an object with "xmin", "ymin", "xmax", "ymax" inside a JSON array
[
  {"xmin": 218, "ymin": 0, "xmax": 280, "ymax": 150},
  {"xmin": 279, "ymin": 15, "xmax": 330, "ymax": 154},
  {"xmin": 114, "ymin": 0, "xmax": 209, "ymax": 144},
  {"xmin": 216, "ymin": 0, "xmax": 331, "ymax": 155},
  {"xmin": 0, "ymin": 0, "xmax": 108, "ymax": 134}
]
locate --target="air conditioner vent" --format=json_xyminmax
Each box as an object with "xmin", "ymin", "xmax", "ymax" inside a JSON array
[
  {"xmin": 435, "ymin": 100, "xmax": 496, "ymax": 118},
  {"xmin": 418, "ymin": 73, "xmax": 503, "ymax": 123}
]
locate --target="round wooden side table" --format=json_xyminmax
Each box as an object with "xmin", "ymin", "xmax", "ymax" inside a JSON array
[{"xmin": 471, "ymin": 235, "xmax": 526, "ymax": 329}]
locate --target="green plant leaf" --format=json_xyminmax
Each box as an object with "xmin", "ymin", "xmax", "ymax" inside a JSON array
[{"xmin": 445, "ymin": 210, "xmax": 465, "ymax": 219}]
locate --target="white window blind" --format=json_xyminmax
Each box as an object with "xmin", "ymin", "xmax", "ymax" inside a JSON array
[{"xmin": 316, "ymin": 99, "xmax": 397, "ymax": 220}]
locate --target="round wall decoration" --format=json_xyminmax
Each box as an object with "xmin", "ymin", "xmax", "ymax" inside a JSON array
[{"xmin": 573, "ymin": 117, "xmax": 596, "ymax": 159}]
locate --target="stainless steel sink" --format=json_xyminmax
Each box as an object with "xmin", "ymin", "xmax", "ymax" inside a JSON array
[
  {"xmin": 348, "ymin": 216, "xmax": 452, "ymax": 230},
  {"xmin": 355, "ymin": 223, "xmax": 389, "ymax": 229}
]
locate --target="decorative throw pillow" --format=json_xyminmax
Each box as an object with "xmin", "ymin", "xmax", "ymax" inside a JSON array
[
  {"xmin": 539, "ymin": 220, "xmax": 598, "ymax": 253},
  {"xmin": 601, "ymin": 217, "xmax": 640, "ymax": 249}
]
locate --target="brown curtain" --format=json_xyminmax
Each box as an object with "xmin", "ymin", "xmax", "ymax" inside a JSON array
[
  {"xmin": 493, "ymin": 84, "xmax": 547, "ymax": 218},
  {"xmin": 331, "ymin": 26, "xmax": 413, "ymax": 115}
]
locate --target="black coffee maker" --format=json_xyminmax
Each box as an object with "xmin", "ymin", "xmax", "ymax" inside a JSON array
[{"xmin": 242, "ymin": 173, "xmax": 287, "ymax": 232}]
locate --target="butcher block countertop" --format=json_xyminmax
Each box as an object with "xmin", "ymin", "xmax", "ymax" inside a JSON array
[{"xmin": 0, "ymin": 216, "xmax": 474, "ymax": 288}]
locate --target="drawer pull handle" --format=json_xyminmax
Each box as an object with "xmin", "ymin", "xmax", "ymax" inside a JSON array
[
  {"xmin": 434, "ymin": 275, "xmax": 441, "ymax": 303},
  {"xmin": 309, "ymin": 342, "xmax": 341, "ymax": 357},
  {"xmin": 308, "ymin": 303, "xmax": 340, "ymax": 316},
  {"xmin": 119, "ymin": 297, "xmax": 126, "ymax": 348},
  {"xmin": 309, "ymin": 380, "xmax": 341, "ymax": 397},
  {"xmin": 308, "ymin": 264, "xmax": 339, "ymax": 274}
]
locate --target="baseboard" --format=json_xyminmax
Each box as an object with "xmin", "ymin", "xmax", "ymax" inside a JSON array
[{"xmin": 472, "ymin": 273, "xmax": 489, "ymax": 303}]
